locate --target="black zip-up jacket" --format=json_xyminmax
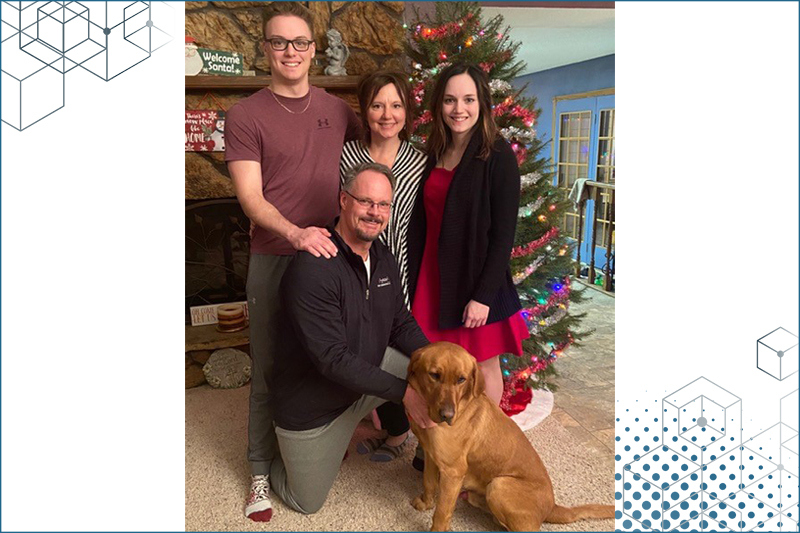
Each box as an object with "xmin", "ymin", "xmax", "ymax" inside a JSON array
[
  {"xmin": 407, "ymin": 132, "xmax": 522, "ymax": 329},
  {"xmin": 273, "ymin": 223, "xmax": 429, "ymax": 431}
]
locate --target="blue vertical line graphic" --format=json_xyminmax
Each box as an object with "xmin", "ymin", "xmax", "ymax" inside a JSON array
[{"xmin": 0, "ymin": 4, "xmax": 2, "ymax": 503}]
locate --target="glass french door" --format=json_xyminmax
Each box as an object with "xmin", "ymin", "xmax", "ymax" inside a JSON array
[{"xmin": 554, "ymin": 94, "xmax": 615, "ymax": 270}]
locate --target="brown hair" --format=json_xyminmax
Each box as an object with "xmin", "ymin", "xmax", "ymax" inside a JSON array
[
  {"xmin": 357, "ymin": 71, "xmax": 413, "ymax": 145},
  {"xmin": 427, "ymin": 63, "xmax": 499, "ymax": 161},
  {"xmin": 261, "ymin": 2, "xmax": 314, "ymax": 41}
]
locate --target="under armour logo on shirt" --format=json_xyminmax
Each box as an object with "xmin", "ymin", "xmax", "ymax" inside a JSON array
[{"xmin": 317, "ymin": 118, "xmax": 330, "ymax": 128}]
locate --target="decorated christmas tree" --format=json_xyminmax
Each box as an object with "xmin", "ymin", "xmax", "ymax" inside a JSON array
[{"xmin": 405, "ymin": 2, "xmax": 588, "ymax": 411}]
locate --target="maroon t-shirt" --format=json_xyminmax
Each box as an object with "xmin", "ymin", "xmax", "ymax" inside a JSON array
[{"xmin": 225, "ymin": 86, "xmax": 360, "ymax": 255}]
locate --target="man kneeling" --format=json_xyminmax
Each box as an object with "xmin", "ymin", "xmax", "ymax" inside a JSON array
[{"xmin": 268, "ymin": 162, "xmax": 435, "ymax": 516}]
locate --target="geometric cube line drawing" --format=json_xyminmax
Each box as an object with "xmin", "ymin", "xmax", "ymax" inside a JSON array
[
  {"xmin": 716, "ymin": 388, "xmax": 799, "ymax": 532},
  {"xmin": 1, "ymin": 25, "xmax": 65, "ymax": 130},
  {"xmin": 622, "ymin": 445, "xmax": 704, "ymax": 530},
  {"xmin": 77, "ymin": 1, "xmax": 151, "ymax": 81},
  {"xmin": 663, "ymin": 377, "xmax": 743, "ymax": 461},
  {"xmin": 1, "ymin": 1, "xmax": 173, "ymax": 131},
  {"xmin": 621, "ymin": 377, "xmax": 749, "ymax": 531},
  {"xmin": 780, "ymin": 389, "xmax": 800, "ymax": 478},
  {"xmin": 662, "ymin": 377, "xmax": 744, "ymax": 530},
  {"xmin": 738, "ymin": 427, "xmax": 791, "ymax": 530},
  {"xmin": 617, "ymin": 382, "xmax": 799, "ymax": 532},
  {"xmin": 757, "ymin": 327, "xmax": 798, "ymax": 382},
  {"xmin": 17, "ymin": 1, "xmax": 99, "ymax": 75},
  {"xmin": 36, "ymin": 2, "xmax": 89, "ymax": 54}
]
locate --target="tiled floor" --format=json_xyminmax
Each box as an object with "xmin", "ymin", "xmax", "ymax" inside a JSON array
[{"xmin": 551, "ymin": 281, "xmax": 615, "ymax": 467}]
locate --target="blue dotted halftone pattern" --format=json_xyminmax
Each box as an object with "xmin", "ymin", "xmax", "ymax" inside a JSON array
[{"xmin": 616, "ymin": 383, "xmax": 799, "ymax": 532}]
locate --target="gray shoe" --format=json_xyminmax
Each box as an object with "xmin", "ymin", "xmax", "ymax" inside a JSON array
[{"xmin": 370, "ymin": 435, "xmax": 410, "ymax": 462}]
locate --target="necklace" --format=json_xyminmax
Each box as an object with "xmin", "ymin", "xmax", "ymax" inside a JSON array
[{"xmin": 269, "ymin": 88, "xmax": 312, "ymax": 115}]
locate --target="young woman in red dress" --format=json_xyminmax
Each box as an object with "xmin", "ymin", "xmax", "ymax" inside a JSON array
[{"xmin": 407, "ymin": 63, "xmax": 529, "ymax": 405}]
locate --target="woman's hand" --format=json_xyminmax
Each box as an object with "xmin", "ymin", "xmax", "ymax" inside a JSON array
[{"xmin": 462, "ymin": 300, "xmax": 489, "ymax": 328}]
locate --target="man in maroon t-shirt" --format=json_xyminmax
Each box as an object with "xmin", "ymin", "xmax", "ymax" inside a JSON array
[{"xmin": 224, "ymin": 2, "xmax": 360, "ymax": 522}]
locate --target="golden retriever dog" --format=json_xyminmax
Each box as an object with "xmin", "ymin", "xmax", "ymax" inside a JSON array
[{"xmin": 407, "ymin": 341, "xmax": 613, "ymax": 532}]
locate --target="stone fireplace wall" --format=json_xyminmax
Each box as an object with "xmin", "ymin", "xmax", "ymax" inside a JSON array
[
  {"xmin": 185, "ymin": 1, "xmax": 407, "ymax": 201},
  {"xmin": 186, "ymin": 1, "xmax": 406, "ymax": 76}
]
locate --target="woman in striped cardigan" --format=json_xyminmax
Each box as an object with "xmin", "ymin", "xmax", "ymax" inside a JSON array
[{"xmin": 339, "ymin": 71, "xmax": 426, "ymax": 463}]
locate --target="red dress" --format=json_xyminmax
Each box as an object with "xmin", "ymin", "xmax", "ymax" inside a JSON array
[{"xmin": 411, "ymin": 167, "xmax": 530, "ymax": 362}]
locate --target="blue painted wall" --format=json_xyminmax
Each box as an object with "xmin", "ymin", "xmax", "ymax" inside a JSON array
[
  {"xmin": 513, "ymin": 55, "xmax": 615, "ymax": 278},
  {"xmin": 513, "ymin": 54, "xmax": 615, "ymax": 163}
]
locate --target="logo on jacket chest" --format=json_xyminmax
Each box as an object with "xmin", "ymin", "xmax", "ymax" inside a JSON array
[
  {"xmin": 376, "ymin": 276, "xmax": 391, "ymax": 288},
  {"xmin": 317, "ymin": 118, "xmax": 331, "ymax": 129}
]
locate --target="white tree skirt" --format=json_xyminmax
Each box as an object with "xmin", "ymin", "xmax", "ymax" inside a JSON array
[{"xmin": 510, "ymin": 389, "xmax": 554, "ymax": 431}]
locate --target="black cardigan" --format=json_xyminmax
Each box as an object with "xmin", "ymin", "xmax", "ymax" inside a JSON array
[{"xmin": 407, "ymin": 132, "xmax": 522, "ymax": 330}]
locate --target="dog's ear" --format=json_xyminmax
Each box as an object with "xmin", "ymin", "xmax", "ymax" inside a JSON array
[
  {"xmin": 408, "ymin": 345, "xmax": 427, "ymax": 379},
  {"xmin": 470, "ymin": 357, "xmax": 485, "ymax": 399}
]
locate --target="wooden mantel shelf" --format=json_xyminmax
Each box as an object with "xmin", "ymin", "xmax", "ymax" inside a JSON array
[{"xmin": 186, "ymin": 75, "xmax": 360, "ymax": 90}]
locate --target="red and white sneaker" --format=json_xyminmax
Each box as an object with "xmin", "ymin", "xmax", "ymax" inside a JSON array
[{"xmin": 245, "ymin": 475, "xmax": 273, "ymax": 522}]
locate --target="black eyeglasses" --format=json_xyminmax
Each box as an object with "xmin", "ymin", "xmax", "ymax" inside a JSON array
[
  {"xmin": 265, "ymin": 38, "xmax": 314, "ymax": 52},
  {"xmin": 345, "ymin": 191, "xmax": 392, "ymax": 211}
]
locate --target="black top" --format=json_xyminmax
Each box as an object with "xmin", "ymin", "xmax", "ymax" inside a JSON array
[
  {"xmin": 407, "ymin": 132, "xmax": 522, "ymax": 330},
  {"xmin": 273, "ymin": 223, "xmax": 429, "ymax": 431}
]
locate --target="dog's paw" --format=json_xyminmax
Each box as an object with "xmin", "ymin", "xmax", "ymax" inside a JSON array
[{"xmin": 412, "ymin": 495, "xmax": 434, "ymax": 511}]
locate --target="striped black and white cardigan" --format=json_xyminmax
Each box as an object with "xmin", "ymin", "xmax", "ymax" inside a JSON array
[{"xmin": 339, "ymin": 140, "xmax": 427, "ymax": 308}]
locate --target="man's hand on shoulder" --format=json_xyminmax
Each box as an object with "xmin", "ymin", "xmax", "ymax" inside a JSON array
[{"xmin": 287, "ymin": 226, "xmax": 338, "ymax": 259}]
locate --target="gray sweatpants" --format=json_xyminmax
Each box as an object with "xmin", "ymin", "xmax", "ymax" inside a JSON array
[
  {"xmin": 269, "ymin": 346, "xmax": 409, "ymax": 514},
  {"xmin": 246, "ymin": 254, "xmax": 294, "ymax": 476}
]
